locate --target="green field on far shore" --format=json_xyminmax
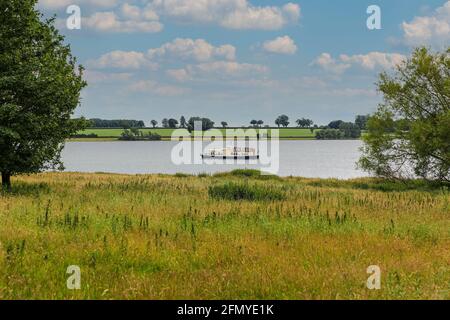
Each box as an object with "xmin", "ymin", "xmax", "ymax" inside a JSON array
[{"xmin": 79, "ymin": 128, "xmax": 318, "ymax": 139}]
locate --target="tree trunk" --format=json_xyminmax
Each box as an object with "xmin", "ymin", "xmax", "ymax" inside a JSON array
[{"xmin": 1, "ymin": 172, "xmax": 11, "ymax": 189}]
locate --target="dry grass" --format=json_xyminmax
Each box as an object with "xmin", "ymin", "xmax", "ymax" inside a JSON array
[{"xmin": 0, "ymin": 172, "xmax": 448, "ymax": 300}]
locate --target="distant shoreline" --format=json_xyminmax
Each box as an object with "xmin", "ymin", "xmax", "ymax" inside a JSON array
[
  {"xmin": 66, "ymin": 137, "xmax": 365, "ymax": 142},
  {"xmin": 69, "ymin": 127, "xmax": 366, "ymax": 142}
]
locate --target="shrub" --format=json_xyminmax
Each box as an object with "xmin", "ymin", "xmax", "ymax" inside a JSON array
[
  {"xmin": 197, "ymin": 173, "xmax": 210, "ymax": 178},
  {"xmin": 119, "ymin": 129, "xmax": 161, "ymax": 141},
  {"xmin": 174, "ymin": 173, "xmax": 190, "ymax": 178},
  {"xmin": 315, "ymin": 129, "xmax": 345, "ymax": 140},
  {"xmin": 70, "ymin": 133, "xmax": 98, "ymax": 138},
  {"xmin": 213, "ymin": 169, "xmax": 280, "ymax": 180},
  {"xmin": 208, "ymin": 182, "xmax": 286, "ymax": 201}
]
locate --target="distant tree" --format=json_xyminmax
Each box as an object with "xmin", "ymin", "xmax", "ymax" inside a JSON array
[
  {"xmin": 151, "ymin": 120, "xmax": 158, "ymax": 128},
  {"xmin": 355, "ymin": 115, "xmax": 370, "ymax": 130},
  {"xmin": 328, "ymin": 120, "xmax": 344, "ymax": 129},
  {"xmin": 221, "ymin": 121, "xmax": 228, "ymax": 128},
  {"xmin": 296, "ymin": 118, "xmax": 314, "ymax": 128},
  {"xmin": 275, "ymin": 118, "xmax": 281, "ymax": 128},
  {"xmin": 180, "ymin": 116, "xmax": 187, "ymax": 128},
  {"xmin": 0, "ymin": 1, "xmax": 87, "ymax": 188},
  {"xmin": 89, "ymin": 119, "xmax": 145, "ymax": 128},
  {"xmin": 316, "ymin": 129, "xmax": 345, "ymax": 140},
  {"xmin": 276, "ymin": 115, "xmax": 290, "ymax": 127},
  {"xmin": 187, "ymin": 117, "xmax": 215, "ymax": 132},
  {"xmin": 250, "ymin": 120, "xmax": 258, "ymax": 127},
  {"xmin": 168, "ymin": 118, "xmax": 179, "ymax": 129},
  {"xmin": 359, "ymin": 47, "xmax": 450, "ymax": 182},
  {"xmin": 257, "ymin": 120, "xmax": 264, "ymax": 127},
  {"xmin": 339, "ymin": 122, "xmax": 361, "ymax": 139},
  {"xmin": 120, "ymin": 129, "xmax": 161, "ymax": 141},
  {"xmin": 162, "ymin": 118, "xmax": 169, "ymax": 128}
]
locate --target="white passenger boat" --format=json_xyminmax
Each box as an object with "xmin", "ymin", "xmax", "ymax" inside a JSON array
[{"xmin": 201, "ymin": 147, "xmax": 259, "ymax": 159}]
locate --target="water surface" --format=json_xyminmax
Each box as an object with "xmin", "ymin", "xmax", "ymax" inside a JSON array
[{"xmin": 61, "ymin": 140, "xmax": 368, "ymax": 179}]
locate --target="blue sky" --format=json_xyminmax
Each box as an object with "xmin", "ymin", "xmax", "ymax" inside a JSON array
[{"xmin": 39, "ymin": 0, "xmax": 450, "ymax": 126}]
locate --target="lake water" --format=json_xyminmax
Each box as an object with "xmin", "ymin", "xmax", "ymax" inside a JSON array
[{"xmin": 61, "ymin": 140, "xmax": 369, "ymax": 179}]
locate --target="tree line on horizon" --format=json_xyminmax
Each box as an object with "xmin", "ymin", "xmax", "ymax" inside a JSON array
[{"xmin": 87, "ymin": 115, "xmax": 369, "ymax": 131}]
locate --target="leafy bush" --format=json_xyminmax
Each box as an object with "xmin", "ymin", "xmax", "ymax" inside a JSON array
[
  {"xmin": 174, "ymin": 173, "xmax": 190, "ymax": 178},
  {"xmin": 197, "ymin": 173, "xmax": 210, "ymax": 178},
  {"xmin": 214, "ymin": 169, "xmax": 280, "ymax": 180},
  {"xmin": 316, "ymin": 124, "xmax": 361, "ymax": 140},
  {"xmin": 315, "ymin": 129, "xmax": 345, "ymax": 140},
  {"xmin": 119, "ymin": 129, "xmax": 161, "ymax": 141},
  {"xmin": 70, "ymin": 133, "xmax": 98, "ymax": 138},
  {"xmin": 208, "ymin": 182, "xmax": 286, "ymax": 201}
]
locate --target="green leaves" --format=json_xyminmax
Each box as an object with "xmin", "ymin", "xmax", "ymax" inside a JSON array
[
  {"xmin": 359, "ymin": 47, "xmax": 450, "ymax": 182},
  {"xmin": 0, "ymin": 1, "xmax": 87, "ymax": 181}
]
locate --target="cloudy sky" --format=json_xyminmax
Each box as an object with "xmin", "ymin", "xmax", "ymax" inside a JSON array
[{"xmin": 38, "ymin": 0, "xmax": 450, "ymax": 126}]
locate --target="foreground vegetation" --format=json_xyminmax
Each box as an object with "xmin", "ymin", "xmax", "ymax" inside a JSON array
[{"xmin": 0, "ymin": 171, "xmax": 448, "ymax": 299}]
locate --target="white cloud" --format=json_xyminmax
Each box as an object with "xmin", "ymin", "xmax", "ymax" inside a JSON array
[
  {"xmin": 39, "ymin": 0, "xmax": 118, "ymax": 9},
  {"xmin": 88, "ymin": 51, "xmax": 156, "ymax": 70},
  {"xmin": 340, "ymin": 52, "xmax": 406, "ymax": 70},
  {"xmin": 84, "ymin": 9, "xmax": 163, "ymax": 33},
  {"xmin": 175, "ymin": 61, "xmax": 269, "ymax": 81},
  {"xmin": 312, "ymin": 53, "xmax": 350, "ymax": 75},
  {"xmin": 88, "ymin": 39, "xmax": 237, "ymax": 72},
  {"xmin": 150, "ymin": 0, "xmax": 300, "ymax": 30},
  {"xmin": 263, "ymin": 36, "xmax": 297, "ymax": 55},
  {"xmin": 128, "ymin": 80, "xmax": 187, "ymax": 96},
  {"xmin": 312, "ymin": 52, "xmax": 406, "ymax": 74},
  {"xmin": 166, "ymin": 69, "xmax": 192, "ymax": 82},
  {"xmin": 43, "ymin": 0, "xmax": 299, "ymax": 32},
  {"xmin": 148, "ymin": 38, "xmax": 236, "ymax": 62},
  {"xmin": 191, "ymin": 61, "xmax": 268, "ymax": 77},
  {"xmin": 282, "ymin": 3, "xmax": 301, "ymax": 21},
  {"xmin": 401, "ymin": 1, "xmax": 450, "ymax": 47}
]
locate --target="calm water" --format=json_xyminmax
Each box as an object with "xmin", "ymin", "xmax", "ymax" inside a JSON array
[{"xmin": 61, "ymin": 140, "xmax": 369, "ymax": 179}]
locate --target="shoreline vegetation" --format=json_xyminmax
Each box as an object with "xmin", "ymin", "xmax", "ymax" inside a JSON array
[
  {"xmin": 0, "ymin": 170, "xmax": 448, "ymax": 299},
  {"xmin": 71, "ymin": 115, "xmax": 368, "ymax": 142},
  {"xmin": 70, "ymin": 128, "xmax": 365, "ymax": 142}
]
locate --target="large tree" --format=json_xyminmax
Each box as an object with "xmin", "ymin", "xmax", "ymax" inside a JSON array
[
  {"xmin": 276, "ymin": 115, "xmax": 290, "ymax": 128},
  {"xmin": 0, "ymin": 1, "xmax": 87, "ymax": 188},
  {"xmin": 168, "ymin": 118, "xmax": 179, "ymax": 129},
  {"xmin": 359, "ymin": 47, "xmax": 450, "ymax": 182},
  {"xmin": 179, "ymin": 116, "xmax": 187, "ymax": 128},
  {"xmin": 187, "ymin": 117, "xmax": 215, "ymax": 132}
]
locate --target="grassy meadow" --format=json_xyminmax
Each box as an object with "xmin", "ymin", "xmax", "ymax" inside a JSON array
[
  {"xmin": 79, "ymin": 128, "xmax": 318, "ymax": 139},
  {"xmin": 0, "ymin": 171, "xmax": 449, "ymax": 299}
]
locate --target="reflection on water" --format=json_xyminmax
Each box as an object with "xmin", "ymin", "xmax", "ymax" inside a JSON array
[{"xmin": 61, "ymin": 140, "xmax": 369, "ymax": 179}]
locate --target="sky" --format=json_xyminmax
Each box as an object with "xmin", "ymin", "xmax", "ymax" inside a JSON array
[{"xmin": 38, "ymin": 0, "xmax": 450, "ymax": 126}]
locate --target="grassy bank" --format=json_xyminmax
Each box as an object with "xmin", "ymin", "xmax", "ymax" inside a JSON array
[
  {"xmin": 79, "ymin": 128, "xmax": 318, "ymax": 140},
  {"xmin": 0, "ymin": 172, "xmax": 448, "ymax": 299}
]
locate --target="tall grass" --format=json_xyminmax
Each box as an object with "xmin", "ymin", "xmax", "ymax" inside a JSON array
[{"xmin": 0, "ymin": 172, "xmax": 448, "ymax": 300}]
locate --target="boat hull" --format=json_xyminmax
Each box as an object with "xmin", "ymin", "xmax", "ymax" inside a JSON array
[{"xmin": 201, "ymin": 155, "xmax": 260, "ymax": 160}]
